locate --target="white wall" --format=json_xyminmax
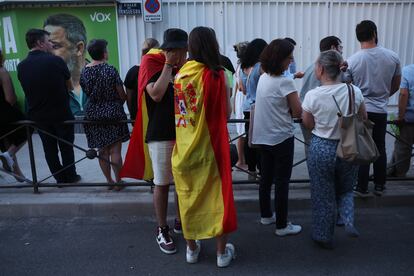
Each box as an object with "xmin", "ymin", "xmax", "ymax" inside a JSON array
[{"xmin": 117, "ymin": 0, "xmax": 414, "ymax": 104}]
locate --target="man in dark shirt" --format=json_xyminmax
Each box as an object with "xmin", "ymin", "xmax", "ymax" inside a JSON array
[
  {"xmin": 17, "ymin": 29, "xmax": 80, "ymax": 183},
  {"xmin": 143, "ymin": 29, "xmax": 187, "ymax": 255}
]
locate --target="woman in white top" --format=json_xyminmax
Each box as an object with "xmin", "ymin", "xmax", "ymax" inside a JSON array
[
  {"xmin": 252, "ymin": 39, "xmax": 302, "ymax": 236},
  {"xmin": 302, "ymin": 50, "xmax": 367, "ymax": 249}
]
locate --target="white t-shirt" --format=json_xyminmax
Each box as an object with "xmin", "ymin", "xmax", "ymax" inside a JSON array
[
  {"xmin": 302, "ymin": 83, "xmax": 364, "ymax": 140},
  {"xmin": 344, "ymin": 46, "xmax": 401, "ymax": 113},
  {"xmin": 252, "ymin": 74, "xmax": 297, "ymax": 146}
]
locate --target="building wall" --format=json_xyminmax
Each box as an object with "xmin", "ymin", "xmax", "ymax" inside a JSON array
[{"xmin": 117, "ymin": 0, "xmax": 414, "ymax": 105}]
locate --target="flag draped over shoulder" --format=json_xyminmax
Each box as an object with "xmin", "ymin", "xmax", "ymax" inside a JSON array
[
  {"xmin": 120, "ymin": 49, "xmax": 165, "ymax": 180},
  {"xmin": 172, "ymin": 60, "xmax": 237, "ymax": 240}
]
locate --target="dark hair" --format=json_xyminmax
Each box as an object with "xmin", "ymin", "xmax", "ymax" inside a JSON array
[
  {"xmin": 284, "ymin": 37, "xmax": 296, "ymax": 46},
  {"xmin": 25, "ymin": 29, "xmax": 50, "ymax": 49},
  {"xmin": 317, "ymin": 50, "xmax": 344, "ymax": 80},
  {"xmin": 188, "ymin": 26, "xmax": 221, "ymax": 71},
  {"xmin": 260, "ymin": 39, "xmax": 294, "ymax": 76},
  {"xmin": 319, "ymin": 36, "xmax": 342, "ymax": 52},
  {"xmin": 356, "ymin": 20, "xmax": 377, "ymax": 43},
  {"xmin": 240, "ymin": 38, "xmax": 267, "ymax": 69},
  {"xmin": 87, "ymin": 39, "xmax": 108, "ymax": 60},
  {"xmin": 44, "ymin": 14, "xmax": 87, "ymax": 46}
]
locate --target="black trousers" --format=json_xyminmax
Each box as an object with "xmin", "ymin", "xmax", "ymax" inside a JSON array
[
  {"xmin": 244, "ymin": 111, "xmax": 260, "ymax": 172},
  {"xmin": 357, "ymin": 112, "xmax": 387, "ymax": 190},
  {"xmin": 259, "ymin": 137, "xmax": 294, "ymax": 229},
  {"xmin": 37, "ymin": 123, "xmax": 77, "ymax": 183}
]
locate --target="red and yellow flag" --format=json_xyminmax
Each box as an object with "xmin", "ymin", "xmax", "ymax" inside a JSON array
[
  {"xmin": 120, "ymin": 49, "xmax": 165, "ymax": 181},
  {"xmin": 172, "ymin": 60, "xmax": 237, "ymax": 240}
]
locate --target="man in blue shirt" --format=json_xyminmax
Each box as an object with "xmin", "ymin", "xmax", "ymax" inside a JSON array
[{"xmin": 389, "ymin": 64, "xmax": 414, "ymax": 177}]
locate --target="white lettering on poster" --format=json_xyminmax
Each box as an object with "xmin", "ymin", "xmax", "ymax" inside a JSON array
[
  {"xmin": 2, "ymin": 17, "xmax": 17, "ymax": 54},
  {"xmin": 4, "ymin": 58, "xmax": 20, "ymax": 72},
  {"xmin": 90, "ymin": 12, "xmax": 111, "ymax": 23}
]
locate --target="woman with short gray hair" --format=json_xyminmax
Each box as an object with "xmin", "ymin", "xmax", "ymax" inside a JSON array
[{"xmin": 302, "ymin": 50, "xmax": 367, "ymax": 249}]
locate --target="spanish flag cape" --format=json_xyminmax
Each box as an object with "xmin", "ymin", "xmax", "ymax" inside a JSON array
[
  {"xmin": 172, "ymin": 60, "xmax": 237, "ymax": 240},
  {"xmin": 120, "ymin": 49, "xmax": 166, "ymax": 180}
]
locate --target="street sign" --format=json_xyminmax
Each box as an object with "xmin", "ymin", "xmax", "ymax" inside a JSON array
[
  {"xmin": 142, "ymin": 0, "xmax": 162, "ymax": 22},
  {"xmin": 117, "ymin": 2, "xmax": 142, "ymax": 16}
]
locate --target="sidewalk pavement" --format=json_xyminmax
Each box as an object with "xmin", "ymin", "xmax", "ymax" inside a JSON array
[{"xmin": 0, "ymin": 125, "xmax": 413, "ymax": 217}]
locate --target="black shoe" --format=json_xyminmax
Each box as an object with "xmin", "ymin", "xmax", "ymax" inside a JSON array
[
  {"xmin": 373, "ymin": 185, "xmax": 385, "ymax": 196},
  {"xmin": 65, "ymin": 174, "xmax": 81, "ymax": 183},
  {"xmin": 353, "ymin": 186, "xmax": 369, "ymax": 197}
]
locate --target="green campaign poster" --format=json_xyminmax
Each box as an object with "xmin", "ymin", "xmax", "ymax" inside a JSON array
[{"xmin": 0, "ymin": 5, "xmax": 119, "ymax": 110}]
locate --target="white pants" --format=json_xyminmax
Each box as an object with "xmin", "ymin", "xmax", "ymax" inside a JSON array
[{"xmin": 148, "ymin": 141, "xmax": 175, "ymax": 185}]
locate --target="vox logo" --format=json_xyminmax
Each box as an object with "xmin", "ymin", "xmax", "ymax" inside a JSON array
[{"xmin": 90, "ymin": 12, "xmax": 111, "ymax": 22}]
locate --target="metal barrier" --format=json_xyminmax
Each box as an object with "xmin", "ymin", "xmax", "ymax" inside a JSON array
[{"xmin": 0, "ymin": 119, "xmax": 413, "ymax": 193}]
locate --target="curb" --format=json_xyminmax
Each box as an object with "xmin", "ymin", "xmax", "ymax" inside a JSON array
[{"xmin": 0, "ymin": 190, "xmax": 413, "ymax": 218}]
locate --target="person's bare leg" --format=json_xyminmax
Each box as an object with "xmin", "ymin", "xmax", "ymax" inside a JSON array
[
  {"xmin": 175, "ymin": 191, "xmax": 181, "ymax": 222},
  {"xmin": 7, "ymin": 144, "xmax": 25, "ymax": 179},
  {"xmin": 216, "ymin": 234, "xmax": 228, "ymax": 255},
  {"xmin": 109, "ymin": 142, "xmax": 123, "ymax": 182},
  {"xmin": 187, "ymin": 239, "xmax": 197, "ymax": 251},
  {"xmin": 154, "ymin": 185, "xmax": 169, "ymax": 227},
  {"xmin": 236, "ymin": 137, "xmax": 247, "ymax": 169},
  {"xmin": 98, "ymin": 147, "xmax": 114, "ymax": 183}
]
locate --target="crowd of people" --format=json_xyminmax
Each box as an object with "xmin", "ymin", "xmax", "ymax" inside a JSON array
[{"xmin": 0, "ymin": 18, "xmax": 413, "ymax": 266}]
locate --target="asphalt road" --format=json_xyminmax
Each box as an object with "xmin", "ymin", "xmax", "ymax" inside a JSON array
[{"xmin": 1, "ymin": 207, "xmax": 413, "ymax": 275}]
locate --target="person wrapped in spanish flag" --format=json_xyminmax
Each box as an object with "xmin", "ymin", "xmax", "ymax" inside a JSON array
[
  {"xmin": 120, "ymin": 29, "xmax": 188, "ymax": 255},
  {"xmin": 172, "ymin": 26, "xmax": 237, "ymax": 267}
]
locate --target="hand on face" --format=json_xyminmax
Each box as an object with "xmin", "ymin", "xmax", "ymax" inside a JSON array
[{"xmin": 164, "ymin": 48, "xmax": 187, "ymax": 68}]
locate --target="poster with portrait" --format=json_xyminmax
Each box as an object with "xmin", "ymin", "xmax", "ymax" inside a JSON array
[{"xmin": 0, "ymin": 5, "xmax": 119, "ymax": 110}]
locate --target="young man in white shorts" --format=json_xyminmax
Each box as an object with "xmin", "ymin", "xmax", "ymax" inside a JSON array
[{"xmin": 144, "ymin": 29, "xmax": 188, "ymax": 254}]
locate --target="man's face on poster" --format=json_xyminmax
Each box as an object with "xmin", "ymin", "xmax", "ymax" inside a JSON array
[{"xmin": 44, "ymin": 25, "xmax": 78, "ymax": 73}]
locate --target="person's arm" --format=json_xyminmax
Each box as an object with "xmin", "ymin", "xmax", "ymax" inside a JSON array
[
  {"xmin": 125, "ymin": 88, "xmax": 134, "ymax": 114},
  {"xmin": 226, "ymin": 86, "xmax": 232, "ymax": 119},
  {"xmin": 0, "ymin": 68, "xmax": 17, "ymax": 105},
  {"xmin": 397, "ymin": 88, "xmax": 409, "ymax": 121},
  {"xmin": 146, "ymin": 50, "xmax": 181, "ymax": 102},
  {"xmin": 238, "ymin": 78, "xmax": 246, "ymax": 95},
  {"xmin": 293, "ymin": 71, "xmax": 305, "ymax": 79},
  {"xmin": 302, "ymin": 111, "xmax": 315, "ymax": 130},
  {"xmin": 286, "ymin": 91, "xmax": 302, "ymax": 118},
  {"xmin": 232, "ymin": 81, "xmax": 239, "ymax": 113},
  {"xmin": 358, "ymin": 102, "xmax": 368, "ymax": 121},
  {"xmin": 390, "ymin": 74, "xmax": 402, "ymax": 97},
  {"xmin": 117, "ymin": 84, "xmax": 127, "ymax": 103}
]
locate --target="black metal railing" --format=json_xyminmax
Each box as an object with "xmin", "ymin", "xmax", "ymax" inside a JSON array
[{"xmin": 0, "ymin": 119, "xmax": 413, "ymax": 193}]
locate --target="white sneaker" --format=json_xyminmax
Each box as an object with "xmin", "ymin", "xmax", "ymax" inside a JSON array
[
  {"xmin": 0, "ymin": 152, "xmax": 14, "ymax": 172},
  {"xmin": 186, "ymin": 240, "xmax": 201, "ymax": 264},
  {"xmin": 275, "ymin": 222, "xmax": 302, "ymax": 236},
  {"xmin": 260, "ymin": 213, "xmax": 276, "ymax": 225},
  {"xmin": 217, "ymin": 243, "xmax": 236, "ymax": 268}
]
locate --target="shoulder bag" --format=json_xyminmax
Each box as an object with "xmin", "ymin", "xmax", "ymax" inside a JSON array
[{"xmin": 333, "ymin": 84, "xmax": 379, "ymax": 165}]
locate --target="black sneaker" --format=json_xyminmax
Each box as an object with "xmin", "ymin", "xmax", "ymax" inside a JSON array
[
  {"xmin": 156, "ymin": 226, "xmax": 177, "ymax": 254},
  {"xmin": 173, "ymin": 219, "xmax": 182, "ymax": 234},
  {"xmin": 373, "ymin": 185, "xmax": 385, "ymax": 196},
  {"xmin": 65, "ymin": 174, "xmax": 81, "ymax": 183},
  {"xmin": 353, "ymin": 186, "xmax": 369, "ymax": 197}
]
